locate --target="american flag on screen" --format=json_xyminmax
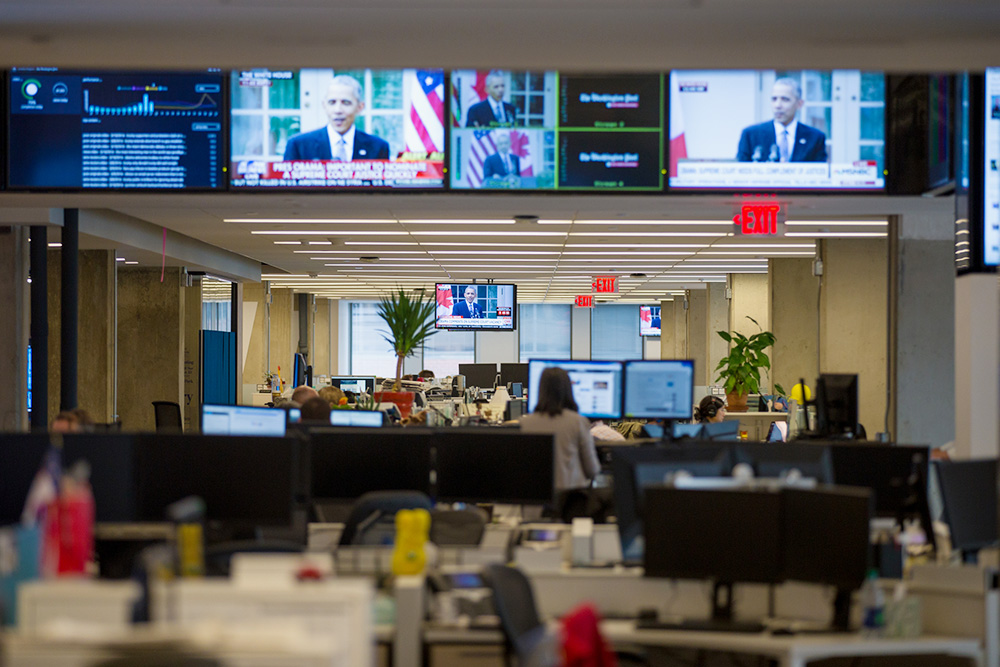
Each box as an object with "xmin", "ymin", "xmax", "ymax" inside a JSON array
[
  {"xmin": 462, "ymin": 129, "xmax": 535, "ymax": 188},
  {"xmin": 405, "ymin": 70, "xmax": 444, "ymax": 154}
]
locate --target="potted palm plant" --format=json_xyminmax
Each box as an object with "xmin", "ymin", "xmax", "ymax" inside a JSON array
[
  {"xmin": 714, "ymin": 316, "xmax": 784, "ymax": 412},
  {"xmin": 374, "ymin": 287, "xmax": 438, "ymax": 418}
]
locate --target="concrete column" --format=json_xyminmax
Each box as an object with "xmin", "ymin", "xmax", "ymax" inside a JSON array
[
  {"xmin": 769, "ymin": 258, "xmax": 819, "ymax": 398},
  {"xmin": 730, "ymin": 273, "xmax": 770, "ymax": 338},
  {"xmin": 0, "ymin": 227, "xmax": 30, "ymax": 431},
  {"xmin": 706, "ymin": 282, "xmax": 729, "ymax": 387},
  {"xmin": 820, "ymin": 238, "xmax": 888, "ymax": 438},
  {"xmin": 117, "ymin": 267, "xmax": 184, "ymax": 431},
  {"xmin": 330, "ymin": 298, "xmax": 341, "ymax": 375},
  {"xmin": 893, "ymin": 212, "xmax": 955, "ymax": 450},
  {"xmin": 47, "ymin": 249, "xmax": 116, "ymax": 423},
  {"xmin": 269, "ymin": 288, "xmax": 293, "ymax": 388},
  {"xmin": 241, "ymin": 282, "xmax": 267, "ymax": 403},
  {"xmin": 29, "ymin": 226, "xmax": 48, "ymax": 430},
  {"xmin": 571, "ymin": 306, "xmax": 591, "ymax": 360},
  {"xmin": 954, "ymin": 274, "xmax": 998, "ymax": 458},
  {"xmin": 182, "ymin": 276, "xmax": 202, "ymax": 431},
  {"xmin": 673, "ymin": 297, "xmax": 689, "ymax": 359},
  {"xmin": 687, "ymin": 289, "xmax": 708, "ymax": 380},
  {"xmin": 659, "ymin": 300, "xmax": 677, "ymax": 358},
  {"xmin": 314, "ymin": 298, "xmax": 331, "ymax": 377}
]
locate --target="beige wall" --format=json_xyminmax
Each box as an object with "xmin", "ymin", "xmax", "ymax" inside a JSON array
[
  {"xmin": 314, "ymin": 298, "xmax": 331, "ymax": 377},
  {"xmin": 820, "ymin": 239, "xmax": 888, "ymax": 435},
  {"xmin": 241, "ymin": 282, "xmax": 267, "ymax": 399},
  {"xmin": 117, "ymin": 267, "xmax": 184, "ymax": 431},
  {"xmin": 769, "ymin": 258, "xmax": 819, "ymax": 397},
  {"xmin": 270, "ymin": 288, "xmax": 294, "ymax": 389},
  {"xmin": 730, "ymin": 273, "xmax": 769, "ymax": 338},
  {"xmin": 659, "ymin": 300, "xmax": 677, "ymax": 358},
  {"xmin": 706, "ymin": 283, "xmax": 729, "ymax": 386},
  {"xmin": 239, "ymin": 283, "xmax": 293, "ymax": 396}
]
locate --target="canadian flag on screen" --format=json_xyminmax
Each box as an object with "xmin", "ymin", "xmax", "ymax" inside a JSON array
[
  {"xmin": 669, "ymin": 77, "xmax": 687, "ymax": 178},
  {"xmin": 436, "ymin": 285, "xmax": 453, "ymax": 320},
  {"xmin": 640, "ymin": 307, "xmax": 651, "ymax": 325}
]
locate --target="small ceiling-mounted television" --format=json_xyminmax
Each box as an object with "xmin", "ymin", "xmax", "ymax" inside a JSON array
[
  {"xmin": 435, "ymin": 283, "xmax": 517, "ymax": 331},
  {"xmin": 640, "ymin": 305, "xmax": 661, "ymax": 336}
]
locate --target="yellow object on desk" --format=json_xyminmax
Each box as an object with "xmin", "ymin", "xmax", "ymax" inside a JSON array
[{"xmin": 392, "ymin": 508, "xmax": 430, "ymax": 576}]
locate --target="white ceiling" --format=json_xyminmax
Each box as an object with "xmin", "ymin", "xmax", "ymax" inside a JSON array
[{"xmin": 0, "ymin": 0, "xmax": 980, "ymax": 299}]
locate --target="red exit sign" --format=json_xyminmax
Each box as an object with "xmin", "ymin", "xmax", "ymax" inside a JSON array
[
  {"xmin": 733, "ymin": 203, "xmax": 784, "ymax": 236},
  {"xmin": 592, "ymin": 275, "xmax": 618, "ymax": 293},
  {"xmin": 575, "ymin": 295, "xmax": 594, "ymax": 308}
]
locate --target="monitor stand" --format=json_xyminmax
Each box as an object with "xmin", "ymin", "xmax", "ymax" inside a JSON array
[{"xmin": 636, "ymin": 582, "xmax": 766, "ymax": 633}]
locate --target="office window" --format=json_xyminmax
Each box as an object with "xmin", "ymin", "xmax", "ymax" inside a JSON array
[
  {"xmin": 349, "ymin": 302, "xmax": 398, "ymax": 378},
  {"xmin": 519, "ymin": 304, "xmax": 571, "ymax": 361},
  {"xmin": 591, "ymin": 304, "xmax": 641, "ymax": 360},
  {"xmin": 201, "ymin": 279, "xmax": 233, "ymax": 332},
  {"xmin": 349, "ymin": 301, "xmax": 474, "ymax": 378},
  {"xmin": 423, "ymin": 329, "xmax": 475, "ymax": 377}
]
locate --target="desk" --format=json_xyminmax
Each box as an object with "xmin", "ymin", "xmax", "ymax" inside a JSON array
[
  {"xmin": 602, "ymin": 619, "xmax": 983, "ymax": 667},
  {"xmin": 723, "ymin": 411, "xmax": 788, "ymax": 441}
]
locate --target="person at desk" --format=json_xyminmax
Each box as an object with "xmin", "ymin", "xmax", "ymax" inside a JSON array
[
  {"xmin": 694, "ymin": 395, "xmax": 726, "ymax": 424},
  {"xmin": 519, "ymin": 367, "xmax": 601, "ymax": 492}
]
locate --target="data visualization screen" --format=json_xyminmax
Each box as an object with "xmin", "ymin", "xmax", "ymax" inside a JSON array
[{"xmin": 8, "ymin": 68, "xmax": 224, "ymax": 190}]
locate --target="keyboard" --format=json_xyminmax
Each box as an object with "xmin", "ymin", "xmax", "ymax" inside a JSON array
[{"xmin": 635, "ymin": 617, "xmax": 766, "ymax": 634}]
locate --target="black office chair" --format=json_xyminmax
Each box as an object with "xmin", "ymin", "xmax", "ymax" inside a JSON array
[
  {"xmin": 152, "ymin": 401, "xmax": 183, "ymax": 433},
  {"xmin": 484, "ymin": 564, "xmax": 550, "ymax": 667},
  {"xmin": 337, "ymin": 490, "xmax": 433, "ymax": 546},
  {"xmin": 486, "ymin": 564, "xmax": 649, "ymax": 667}
]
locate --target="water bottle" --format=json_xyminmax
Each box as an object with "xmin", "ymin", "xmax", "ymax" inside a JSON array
[{"xmin": 860, "ymin": 568, "xmax": 885, "ymax": 637}]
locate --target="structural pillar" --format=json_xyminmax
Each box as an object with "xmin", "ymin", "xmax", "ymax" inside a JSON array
[
  {"xmin": 29, "ymin": 226, "xmax": 48, "ymax": 430},
  {"xmin": 61, "ymin": 209, "xmax": 78, "ymax": 411}
]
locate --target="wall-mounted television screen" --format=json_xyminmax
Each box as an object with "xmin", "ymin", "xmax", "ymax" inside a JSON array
[
  {"xmin": 449, "ymin": 71, "xmax": 664, "ymax": 191},
  {"xmin": 527, "ymin": 359, "xmax": 623, "ymax": 420},
  {"xmin": 640, "ymin": 305, "xmax": 661, "ymax": 336},
  {"xmin": 983, "ymin": 68, "xmax": 1000, "ymax": 266},
  {"xmin": 669, "ymin": 70, "xmax": 885, "ymax": 191},
  {"xmin": 435, "ymin": 283, "xmax": 516, "ymax": 331},
  {"xmin": 230, "ymin": 68, "xmax": 444, "ymax": 189},
  {"xmin": 7, "ymin": 68, "xmax": 225, "ymax": 190}
]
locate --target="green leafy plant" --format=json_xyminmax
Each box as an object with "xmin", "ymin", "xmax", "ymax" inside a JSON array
[
  {"xmin": 355, "ymin": 392, "xmax": 377, "ymax": 411},
  {"xmin": 376, "ymin": 288, "xmax": 439, "ymax": 391},
  {"xmin": 714, "ymin": 316, "xmax": 785, "ymax": 397}
]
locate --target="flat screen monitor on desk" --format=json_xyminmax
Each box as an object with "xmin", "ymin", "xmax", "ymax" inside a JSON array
[
  {"xmin": 329, "ymin": 410, "xmax": 385, "ymax": 428},
  {"xmin": 134, "ymin": 434, "xmax": 299, "ymax": 533},
  {"xmin": 434, "ymin": 429, "xmax": 555, "ymax": 505},
  {"xmin": 309, "ymin": 428, "xmax": 433, "ymax": 499},
  {"xmin": 611, "ymin": 445, "xmax": 732, "ymax": 564},
  {"xmin": 527, "ymin": 359, "xmax": 623, "ymax": 420},
  {"xmin": 500, "ymin": 363, "xmax": 530, "ymax": 388},
  {"xmin": 201, "ymin": 404, "xmax": 287, "ymax": 437},
  {"xmin": 622, "ymin": 360, "xmax": 694, "ymax": 421},
  {"xmin": 815, "ymin": 373, "xmax": 859, "ymax": 438},
  {"xmin": 458, "ymin": 363, "xmax": 498, "ymax": 390},
  {"xmin": 326, "ymin": 376, "xmax": 376, "ymax": 396},
  {"xmin": 934, "ymin": 458, "xmax": 999, "ymax": 561},
  {"xmin": 733, "ymin": 442, "xmax": 833, "ymax": 483}
]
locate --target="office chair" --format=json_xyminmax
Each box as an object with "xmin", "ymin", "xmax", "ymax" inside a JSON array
[
  {"xmin": 337, "ymin": 490, "xmax": 432, "ymax": 546},
  {"xmin": 486, "ymin": 564, "xmax": 649, "ymax": 667},
  {"xmin": 152, "ymin": 401, "xmax": 183, "ymax": 433}
]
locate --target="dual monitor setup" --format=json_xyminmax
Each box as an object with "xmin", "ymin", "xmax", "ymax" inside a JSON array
[
  {"xmin": 7, "ymin": 68, "xmax": 902, "ymax": 193},
  {"xmin": 201, "ymin": 401, "xmax": 385, "ymax": 436}
]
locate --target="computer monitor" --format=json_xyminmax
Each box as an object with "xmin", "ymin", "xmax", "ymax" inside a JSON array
[
  {"xmin": 782, "ymin": 485, "xmax": 872, "ymax": 630},
  {"xmin": 643, "ymin": 485, "xmax": 783, "ymax": 622},
  {"xmin": 622, "ymin": 360, "xmax": 695, "ymax": 421},
  {"xmin": 0, "ymin": 434, "xmax": 52, "ymax": 526},
  {"xmin": 62, "ymin": 434, "xmax": 141, "ymax": 523},
  {"xmin": 134, "ymin": 435, "xmax": 299, "ymax": 532},
  {"xmin": 610, "ymin": 445, "xmax": 732, "ymax": 564},
  {"xmin": 201, "ymin": 404, "xmax": 287, "ymax": 436},
  {"xmin": 702, "ymin": 420, "xmax": 741, "ymax": 441},
  {"xmin": 828, "ymin": 443, "xmax": 936, "ymax": 551},
  {"xmin": 329, "ymin": 410, "xmax": 385, "ymax": 427},
  {"xmin": 526, "ymin": 359, "xmax": 624, "ymax": 420},
  {"xmin": 733, "ymin": 442, "xmax": 834, "ymax": 482},
  {"xmin": 326, "ymin": 376, "xmax": 376, "ymax": 396},
  {"xmin": 815, "ymin": 373, "xmax": 859, "ymax": 437},
  {"xmin": 934, "ymin": 458, "xmax": 999, "ymax": 561},
  {"xmin": 500, "ymin": 362, "xmax": 530, "ymax": 388},
  {"xmin": 458, "ymin": 363, "xmax": 499, "ymax": 390},
  {"xmin": 433, "ymin": 428, "xmax": 555, "ymax": 504},
  {"xmin": 308, "ymin": 428, "xmax": 433, "ymax": 499}
]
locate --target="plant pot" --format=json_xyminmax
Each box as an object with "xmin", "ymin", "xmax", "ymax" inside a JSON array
[
  {"xmin": 726, "ymin": 390, "xmax": 749, "ymax": 413},
  {"xmin": 374, "ymin": 391, "xmax": 415, "ymax": 420}
]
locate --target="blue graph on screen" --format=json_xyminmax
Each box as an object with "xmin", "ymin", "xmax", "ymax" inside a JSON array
[{"xmin": 83, "ymin": 90, "xmax": 219, "ymax": 117}]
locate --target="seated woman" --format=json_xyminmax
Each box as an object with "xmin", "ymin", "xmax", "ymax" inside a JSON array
[{"xmin": 694, "ymin": 395, "xmax": 727, "ymax": 424}]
